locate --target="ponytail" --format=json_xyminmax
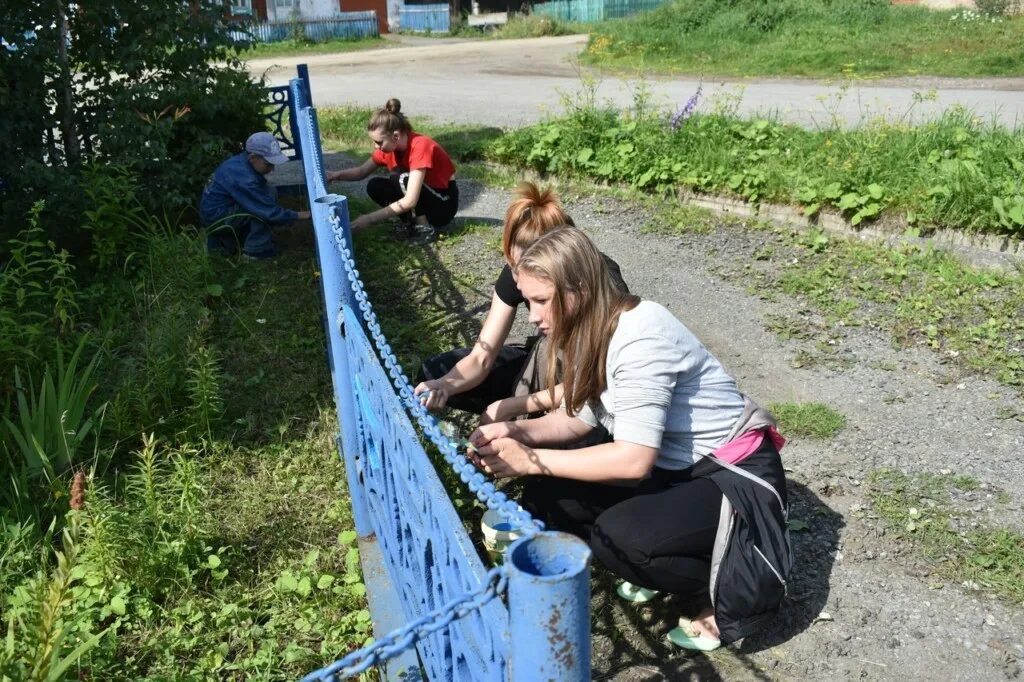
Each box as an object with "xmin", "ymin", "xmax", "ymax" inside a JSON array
[
  {"xmin": 502, "ymin": 182, "xmax": 575, "ymax": 264},
  {"xmin": 368, "ymin": 97, "xmax": 413, "ymax": 135}
]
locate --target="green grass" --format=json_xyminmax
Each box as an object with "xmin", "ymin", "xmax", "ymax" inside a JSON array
[
  {"xmin": 768, "ymin": 402, "xmax": 846, "ymax": 439},
  {"xmin": 868, "ymin": 468, "xmax": 1024, "ymax": 604},
  {"xmin": 239, "ymin": 36, "xmax": 385, "ymax": 60},
  {"xmin": 582, "ymin": 0, "xmax": 1024, "ymax": 78},
  {"xmin": 1, "ymin": 219, "xmax": 376, "ymax": 679}
]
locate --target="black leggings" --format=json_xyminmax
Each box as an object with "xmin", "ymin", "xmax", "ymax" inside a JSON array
[
  {"xmin": 416, "ymin": 341, "xmax": 535, "ymax": 414},
  {"xmin": 520, "ymin": 467, "xmax": 723, "ymax": 611},
  {"xmin": 366, "ymin": 169, "xmax": 459, "ymax": 227}
]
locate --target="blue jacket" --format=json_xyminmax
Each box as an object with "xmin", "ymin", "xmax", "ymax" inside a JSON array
[{"xmin": 199, "ymin": 152, "xmax": 298, "ymax": 226}]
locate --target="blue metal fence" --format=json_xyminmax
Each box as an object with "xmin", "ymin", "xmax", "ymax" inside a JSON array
[
  {"xmin": 532, "ymin": 0, "xmax": 665, "ymax": 22},
  {"xmin": 265, "ymin": 64, "xmax": 310, "ymax": 163},
  {"xmin": 241, "ymin": 13, "xmax": 379, "ymax": 43},
  {"xmin": 285, "ymin": 75, "xmax": 592, "ymax": 681},
  {"xmin": 398, "ymin": 4, "xmax": 450, "ymax": 32}
]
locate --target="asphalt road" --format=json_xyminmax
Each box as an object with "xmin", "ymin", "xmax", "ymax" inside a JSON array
[{"xmin": 249, "ymin": 34, "xmax": 1024, "ymax": 129}]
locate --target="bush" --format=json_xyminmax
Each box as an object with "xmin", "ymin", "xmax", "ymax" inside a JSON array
[
  {"xmin": 0, "ymin": 0, "xmax": 265, "ymax": 252},
  {"xmin": 487, "ymin": 97, "xmax": 1024, "ymax": 237}
]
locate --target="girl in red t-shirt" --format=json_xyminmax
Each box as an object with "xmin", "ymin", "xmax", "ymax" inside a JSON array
[{"xmin": 326, "ymin": 98, "xmax": 458, "ymax": 242}]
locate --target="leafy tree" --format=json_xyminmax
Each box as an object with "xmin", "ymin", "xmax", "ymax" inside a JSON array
[{"xmin": 0, "ymin": 0, "xmax": 265, "ymax": 248}]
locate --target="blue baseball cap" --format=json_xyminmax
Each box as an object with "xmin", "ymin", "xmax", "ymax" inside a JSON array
[{"xmin": 245, "ymin": 132, "xmax": 289, "ymax": 165}]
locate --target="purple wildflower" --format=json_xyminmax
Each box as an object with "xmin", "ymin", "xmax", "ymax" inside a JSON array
[{"xmin": 670, "ymin": 85, "xmax": 702, "ymax": 131}]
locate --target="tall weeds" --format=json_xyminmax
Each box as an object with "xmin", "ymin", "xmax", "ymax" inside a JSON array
[
  {"xmin": 2, "ymin": 509, "xmax": 109, "ymax": 681},
  {"xmin": 2, "ymin": 337, "xmax": 106, "ymax": 480},
  {"xmin": 186, "ymin": 342, "xmax": 224, "ymax": 439},
  {"xmin": 0, "ymin": 201, "xmax": 80, "ymax": 401},
  {"xmin": 488, "ymin": 99, "xmax": 1024, "ymax": 237}
]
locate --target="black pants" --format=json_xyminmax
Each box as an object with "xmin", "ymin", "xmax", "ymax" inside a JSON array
[
  {"xmin": 520, "ymin": 466, "xmax": 724, "ymax": 611},
  {"xmin": 366, "ymin": 169, "xmax": 459, "ymax": 228},
  {"xmin": 416, "ymin": 342, "xmax": 534, "ymax": 414}
]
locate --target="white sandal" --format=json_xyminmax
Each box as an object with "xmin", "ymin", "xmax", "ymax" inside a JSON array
[
  {"xmin": 666, "ymin": 616, "xmax": 721, "ymax": 652},
  {"xmin": 615, "ymin": 581, "xmax": 661, "ymax": 603}
]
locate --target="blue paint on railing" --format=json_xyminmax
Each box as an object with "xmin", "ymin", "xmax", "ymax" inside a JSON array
[
  {"xmin": 398, "ymin": 4, "xmax": 450, "ymax": 33},
  {"xmin": 285, "ymin": 70, "xmax": 591, "ymax": 680}
]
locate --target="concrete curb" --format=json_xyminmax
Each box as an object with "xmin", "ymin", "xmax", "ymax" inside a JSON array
[{"xmin": 680, "ymin": 189, "xmax": 1024, "ymax": 272}]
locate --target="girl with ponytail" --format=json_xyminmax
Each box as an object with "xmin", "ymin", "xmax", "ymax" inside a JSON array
[
  {"xmin": 327, "ymin": 98, "xmax": 458, "ymax": 242},
  {"xmin": 414, "ymin": 182, "xmax": 628, "ymax": 419}
]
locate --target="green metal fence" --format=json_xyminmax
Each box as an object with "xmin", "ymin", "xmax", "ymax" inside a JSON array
[{"xmin": 532, "ymin": 0, "xmax": 665, "ymax": 23}]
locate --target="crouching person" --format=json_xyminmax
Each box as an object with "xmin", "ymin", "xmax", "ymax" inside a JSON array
[
  {"xmin": 200, "ymin": 132, "xmax": 310, "ymax": 260},
  {"xmin": 468, "ymin": 227, "xmax": 792, "ymax": 650}
]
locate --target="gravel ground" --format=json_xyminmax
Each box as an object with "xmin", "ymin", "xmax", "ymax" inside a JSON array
[{"xmin": 321, "ymin": 166, "xmax": 1024, "ymax": 681}]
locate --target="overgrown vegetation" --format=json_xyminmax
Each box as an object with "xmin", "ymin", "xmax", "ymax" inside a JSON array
[
  {"xmin": 1, "ymin": 0, "xmax": 264, "ymax": 250},
  {"xmin": 582, "ymin": 0, "xmax": 1024, "ymax": 78},
  {"xmin": 0, "ymin": 196, "xmax": 374, "ymax": 677},
  {"xmin": 489, "ymin": 86, "xmax": 1024, "ymax": 237},
  {"xmin": 868, "ymin": 469, "xmax": 1024, "ymax": 604}
]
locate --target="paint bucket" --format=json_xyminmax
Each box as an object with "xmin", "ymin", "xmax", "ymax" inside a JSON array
[{"xmin": 481, "ymin": 509, "xmax": 522, "ymax": 563}]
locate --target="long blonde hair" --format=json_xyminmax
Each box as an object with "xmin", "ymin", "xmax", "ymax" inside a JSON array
[
  {"xmin": 515, "ymin": 227, "xmax": 639, "ymax": 416},
  {"xmin": 502, "ymin": 182, "xmax": 574, "ymax": 264}
]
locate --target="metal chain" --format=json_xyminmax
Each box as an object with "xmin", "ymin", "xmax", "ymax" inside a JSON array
[
  {"xmin": 325, "ymin": 210, "xmax": 543, "ymax": 536},
  {"xmin": 301, "ymin": 567, "xmax": 509, "ymax": 681}
]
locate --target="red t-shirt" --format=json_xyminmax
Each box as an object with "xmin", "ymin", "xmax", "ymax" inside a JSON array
[{"xmin": 372, "ymin": 132, "xmax": 456, "ymax": 190}]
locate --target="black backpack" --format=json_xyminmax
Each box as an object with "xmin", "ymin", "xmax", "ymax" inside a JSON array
[{"xmin": 691, "ymin": 446, "xmax": 792, "ymax": 644}]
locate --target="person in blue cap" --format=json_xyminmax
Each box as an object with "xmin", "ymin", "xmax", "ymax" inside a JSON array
[{"xmin": 200, "ymin": 131, "xmax": 310, "ymax": 259}]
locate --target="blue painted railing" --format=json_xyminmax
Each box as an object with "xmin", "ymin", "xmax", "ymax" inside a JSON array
[
  {"xmin": 398, "ymin": 4, "xmax": 450, "ymax": 32},
  {"xmin": 240, "ymin": 13, "xmax": 379, "ymax": 43},
  {"xmin": 265, "ymin": 64, "xmax": 309, "ymax": 162},
  {"xmin": 287, "ymin": 76, "xmax": 592, "ymax": 680}
]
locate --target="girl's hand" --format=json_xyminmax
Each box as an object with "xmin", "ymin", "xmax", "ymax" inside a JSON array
[
  {"xmin": 473, "ymin": 437, "xmax": 538, "ymax": 479},
  {"xmin": 414, "ymin": 380, "xmax": 449, "ymax": 411},
  {"xmin": 469, "ymin": 421, "xmax": 512, "ymax": 450}
]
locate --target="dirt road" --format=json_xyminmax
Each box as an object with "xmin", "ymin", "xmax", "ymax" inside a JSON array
[{"xmin": 250, "ymin": 35, "xmax": 1024, "ymax": 129}]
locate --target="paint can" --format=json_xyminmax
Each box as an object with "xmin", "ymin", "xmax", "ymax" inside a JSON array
[{"xmin": 481, "ymin": 509, "xmax": 522, "ymax": 563}]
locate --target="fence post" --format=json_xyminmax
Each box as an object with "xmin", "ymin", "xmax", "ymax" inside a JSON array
[
  {"xmin": 506, "ymin": 531, "xmax": 592, "ymax": 682},
  {"xmin": 297, "ymin": 63, "xmax": 312, "ymax": 107}
]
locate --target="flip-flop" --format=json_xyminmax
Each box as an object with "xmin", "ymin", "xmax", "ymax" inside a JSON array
[
  {"xmin": 666, "ymin": 617, "xmax": 721, "ymax": 652},
  {"xmin": 615, "ymin": 581, "xmax": 661, "ymax": 603}
]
